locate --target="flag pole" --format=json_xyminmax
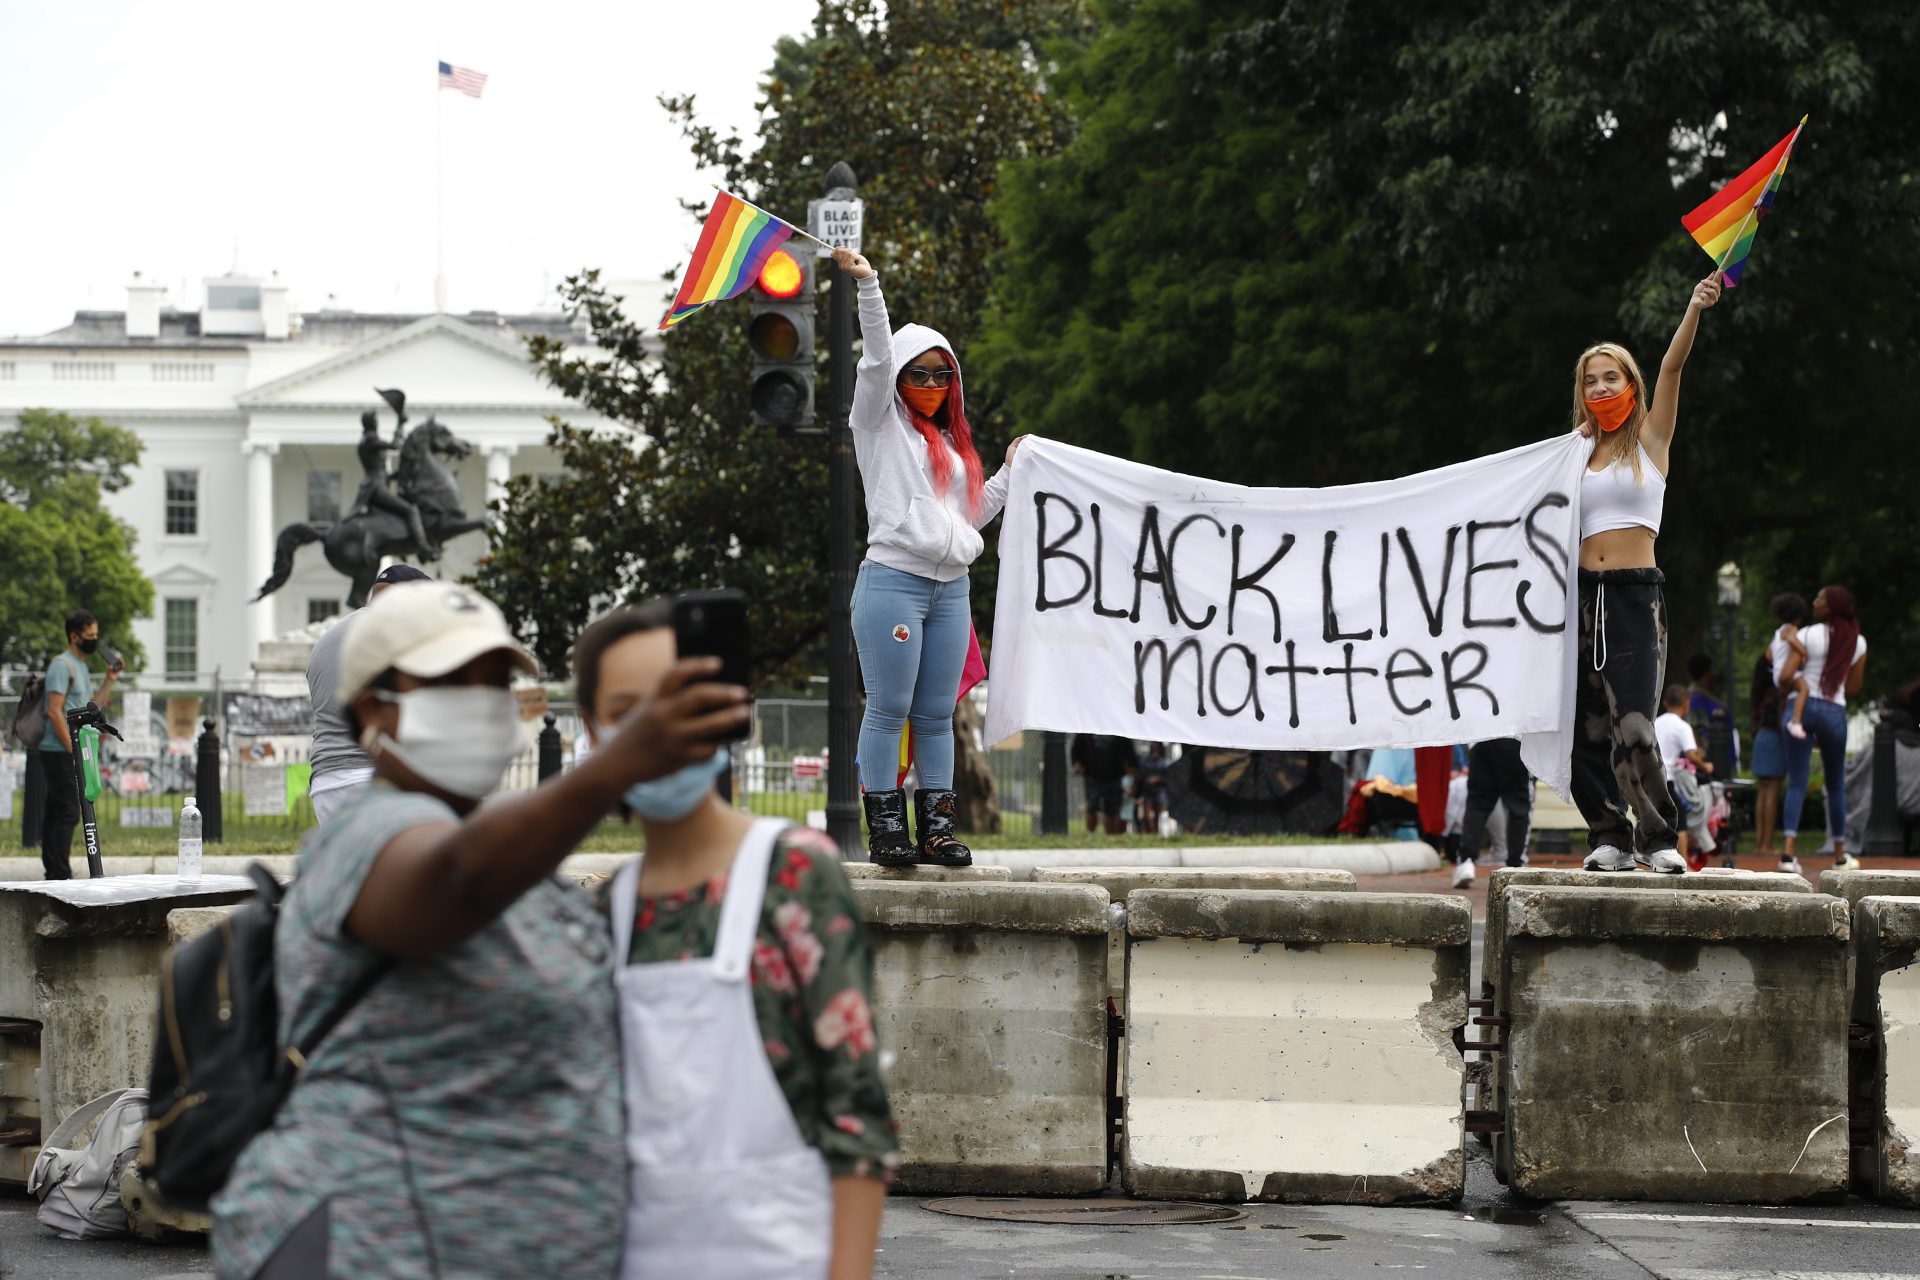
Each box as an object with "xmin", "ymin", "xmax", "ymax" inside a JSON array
[
  {"xmin": 711, "ymin": 184, "xmax": 836, "ymax": 253},
  {"xmin": 435, "ymin": 78, "xmax": 447, "ymax": 312},
  {"xmin": 1712, "ymin": 114, "xmax": 1808, "ymax": 279}
]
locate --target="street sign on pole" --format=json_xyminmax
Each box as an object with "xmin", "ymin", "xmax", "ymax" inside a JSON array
[{"xmin": 808, "ymin": 197, "xmax": 864, "ymax": 257}]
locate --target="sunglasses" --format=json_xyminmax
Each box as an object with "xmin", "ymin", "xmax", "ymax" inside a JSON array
[{"xmin": 901, "ymin": 367, "xmax": 954, "ymax": 388}]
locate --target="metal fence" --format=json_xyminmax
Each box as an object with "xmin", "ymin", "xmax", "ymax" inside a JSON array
[{"xmin": 3, "ymin": 679, "xmax": 1056, "ymax": 841}]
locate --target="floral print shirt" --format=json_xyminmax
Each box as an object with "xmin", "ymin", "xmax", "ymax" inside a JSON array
[{"xmin": 598, "ymin": 827, "xmax": 900, "ymax": 1181}]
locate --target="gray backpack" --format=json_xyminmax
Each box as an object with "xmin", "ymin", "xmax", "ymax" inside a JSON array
[{"xmin": 29, "ymin": 1088, "xmax": 149, "ymax": 1239}]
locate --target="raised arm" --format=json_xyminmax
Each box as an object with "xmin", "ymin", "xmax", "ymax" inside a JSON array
[
  {"xmin": 1643, "ymin": 272, "xmax": 1723, "ymax": 464},
  {"xmin": 830, "ymin": 248, "xmax": 900, "ymax": 435},
  {"xmin": 344, "ymin": 659, "xmax": 748, "ymax": 957}
]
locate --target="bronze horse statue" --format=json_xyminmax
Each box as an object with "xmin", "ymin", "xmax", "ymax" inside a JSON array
[{"xmin": 253, "ymin": 418, "xmax": 487, "ymax": 609}]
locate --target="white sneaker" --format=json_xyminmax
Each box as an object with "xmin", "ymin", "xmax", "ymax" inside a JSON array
[
  {"xmin": 1834, "ymin": 852, "xmax": 1861, "ymax": 872},
  {"xmin": 1778, "ymin": 857, "xmax": 1805, "ymax": 877},
  {"xmin": 1452, "ymin": 861, "xmax": 1476, "ymax": 889},
  {"xmin": 1583, "ymin": 844, "xmax": 1635, "ymax": 871},
  {"xmin": 1644, "ymin": 848, "xmax": 1687, "ymax": 874}
]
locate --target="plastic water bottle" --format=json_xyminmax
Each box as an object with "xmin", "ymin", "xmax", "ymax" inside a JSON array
[{"xmin": 178, "ymin": 797, "xmax": 203, "ymax": 883}]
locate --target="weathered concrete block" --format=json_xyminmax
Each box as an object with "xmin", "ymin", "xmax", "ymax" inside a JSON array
[
  {"xmin": 1484, "ymin": 868, "xmax": 1813, "ymax": 1002},
  {"xmin": 1034, "ymin": 866, "xmax": 1355, "ymax": 899},
  {"xmin": 0, "ymin": 875, "xmax": 254, "ymax": 1189},
  {"xmin": 852, "ymin": 881, "xmax": 1111, "ymax": 1195},
  {"xmin": 1123, "ymin": 889, "xmax": 1470, "ymax": 1205},
  {"xmin": 1856, "ymin": 895, "xmax": 1920, "ymax": 1206},
  {"xmin": 1499, "ymin": 886, "xmax": 1851, "ymax": 1203},
  {"xmin": 166, "ymin": 905, "xmax": 239, "ymax": 946},
  {"xmin": 842, "ymin": 863, "xmax": 1013, "ymax": 882}
]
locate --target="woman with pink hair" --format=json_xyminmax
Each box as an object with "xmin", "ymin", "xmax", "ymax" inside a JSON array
[{"xmin": 831, "ymin": 245, "xmax": 1024, "ymax": 868}]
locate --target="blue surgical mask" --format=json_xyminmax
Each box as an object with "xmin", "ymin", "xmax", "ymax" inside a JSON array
[{"xmin": 621, "ymin": 748, "xmax": 729, "ymax": 822}]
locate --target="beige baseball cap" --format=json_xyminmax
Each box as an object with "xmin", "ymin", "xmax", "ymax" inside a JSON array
[{"xmin": 339, "ymin": 582, "xmax": 537, "ymax": 700}]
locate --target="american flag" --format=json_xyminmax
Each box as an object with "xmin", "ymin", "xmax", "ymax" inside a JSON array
[{"xmin": 437, "ymin": 61, "xmax": 487, "ymax": 98}]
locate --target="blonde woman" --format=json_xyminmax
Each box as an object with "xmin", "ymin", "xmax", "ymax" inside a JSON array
[{"xmin": 1568, "ymin": 272, "xmax": 1722, "ymax": 875}]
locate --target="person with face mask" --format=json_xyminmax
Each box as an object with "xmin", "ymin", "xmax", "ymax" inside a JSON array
[
  {"xmin": 1564, "ymin": 272, "xmax": 1721, "ymax": 876},
  {"xmin": 212, "ymin": 583, "xmax": 749, "ymax": 1280},
  {"xmin": 34, "ymin": 608, "xmax": 121, "ymax": 879},
  {"xmin": 829, "ymin": 245, "xmax": 1024, "ymax": 868},
  {"xmin": 573, "ymin": 603, "xmax": 899, "ymax": 1280}
]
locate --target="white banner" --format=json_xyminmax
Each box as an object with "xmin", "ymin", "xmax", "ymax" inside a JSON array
[{"xmin": 985, "ymin": 436, "xmax": 1588, "ymax": 795}]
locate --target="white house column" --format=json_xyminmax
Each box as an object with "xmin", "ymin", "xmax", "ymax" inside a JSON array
[
  {"xmin": 485, "ymin": 445, "xmax": 516, "ymax": 510},
  {"xmin": 245, "ymin": 441, "xmax": 279, "ymax": 662}
]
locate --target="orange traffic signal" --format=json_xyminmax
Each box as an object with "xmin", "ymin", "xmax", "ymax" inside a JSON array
[{"xmin": 757, "ymin": 249, "xmax": 804, "ymax": 300}]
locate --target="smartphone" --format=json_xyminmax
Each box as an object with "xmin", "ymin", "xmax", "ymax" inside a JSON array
[
  {"xmin": 99, "ymin": 640, "xmax": 126, "ymax": 673},
  {"xmin": 670, "ymin": 588, "xmax": 752, "ymax": 693}
]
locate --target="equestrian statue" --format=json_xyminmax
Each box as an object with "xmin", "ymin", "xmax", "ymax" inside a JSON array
[{"xmin": 253, "ymin": 388, "xmax": 487, "ymax": 609}]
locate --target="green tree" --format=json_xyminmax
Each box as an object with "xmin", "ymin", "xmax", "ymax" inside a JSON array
[
  {"xmin": 982, "ymin": 0, "xmax": 1920, "ymax": 689},
  {"xmin": 0, "ymin": 409, "xmax": 154, "ymax": 671},
  {"xmin": 476, "ymin": 0, "xmax": 1090, "ymax": 680}
]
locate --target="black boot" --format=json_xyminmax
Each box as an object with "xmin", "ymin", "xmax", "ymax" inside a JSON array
[
  {"xmin": 914, "ymin": 789, "xmax": 972, "ymax": 867},
  {"xmin": 862, "ymin": 789, "xmax": 916, "ymax": 867}
]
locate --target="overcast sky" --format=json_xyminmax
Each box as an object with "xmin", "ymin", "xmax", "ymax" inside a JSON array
[{"xmin": 0, "ymin": 0, "xmax": 819, "ymax": 337}]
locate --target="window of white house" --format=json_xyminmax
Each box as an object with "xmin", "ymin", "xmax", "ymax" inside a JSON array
[
  {"xmin": 206, "ymin": 285, "xmax": 261, "ymax": 310},
  {"xmin": 164, "ymin": 470, "xmax": 199, "ymax": 536},
  {"xmin": 308, "ymin": 599, "xmax": 342, "ymax": 625},
  {"xmin": 307, "ymin": 471, "xmax": 342, "ymax": 524},
  {"xmin": 164, "ymin": 599, "xmax": 198, "ymax": 676}
]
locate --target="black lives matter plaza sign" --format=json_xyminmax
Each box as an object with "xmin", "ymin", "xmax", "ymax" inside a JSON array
[{"xmin": 985, "ymin": 436, "xmax": 1588, "ymax": 794}]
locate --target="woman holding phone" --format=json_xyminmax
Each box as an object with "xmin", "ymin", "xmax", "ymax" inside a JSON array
[{"xmin": 575, "ymin": 602, "xmax": 899, "ymax": 1280}]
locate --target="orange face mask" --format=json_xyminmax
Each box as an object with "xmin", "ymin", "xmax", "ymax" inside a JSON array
[
  {"xmin": 1587, "ymin": 386, "xmax": 1636, "ymax": 433},
  {"xmin": 901, "ymin": 383, "xmax": 948, "ymax": 417}
]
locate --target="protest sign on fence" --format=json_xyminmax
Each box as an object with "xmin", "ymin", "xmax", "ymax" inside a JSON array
[{"xmin": 985, "ymin": 436, "xmax": 1588, "ymax": 794}]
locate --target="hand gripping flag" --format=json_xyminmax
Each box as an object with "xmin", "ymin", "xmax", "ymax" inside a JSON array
[
  {"xmin": 660, "ymin": 190, "xmax": 797, "ymax": 330},
  {"xmin": 1681, "ymin": 117, "xmax": 1807, "ymax": 288}
]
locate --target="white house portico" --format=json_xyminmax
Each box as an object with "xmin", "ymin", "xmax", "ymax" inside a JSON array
[{"xmin": 0, "ymin": 273, "xmax": 617, "ymax": 683}]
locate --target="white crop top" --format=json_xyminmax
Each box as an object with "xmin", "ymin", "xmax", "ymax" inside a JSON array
[{"xmin": 1580, "ymin": 443, "xmax": 1667, "ymax": 539}]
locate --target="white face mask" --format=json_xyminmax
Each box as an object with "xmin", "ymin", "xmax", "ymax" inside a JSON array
[{"xmin": 370, "ymin": 686, "xmax": 525, "ymax": 800}]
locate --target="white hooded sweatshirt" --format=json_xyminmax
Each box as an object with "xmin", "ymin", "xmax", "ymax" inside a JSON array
[{"xmin": 853, "ymin": 275, "xmax": 1009, "ymax": 582}]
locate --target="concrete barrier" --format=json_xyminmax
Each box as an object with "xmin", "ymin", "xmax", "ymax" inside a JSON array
[
  {"xmin": 852, "ymin": 880, "xmax": 1111, "ymax": 1195},
  {"xmin": 0, "ymin": 874, "xmax": 254, "ymax": 1187},
  {"xmin": 1484, "ymin": 868, "xmax": 1814, "ymax": 1003},
  {"xmin": 989, "ymin": 842, "xmax": 1440, "ymax": 881},
  {"xmin": 1034, "ymin": 866, "xmax": 1356, "ymax": 898},
  {"xmin": 843, "ymin": 863, "xmax": 1013, "ymax": 882},
  {"xmin": 1853, "ymin": 894, "xmax": 1920, "ymax": 1205},
  {"xmin": 1122, "ymin": 889, "xmax": 1470, "ymax": 1205},
  {"xmin": 1497, "ymin": 886, "xmax": 1850, "ymax": 1203}
]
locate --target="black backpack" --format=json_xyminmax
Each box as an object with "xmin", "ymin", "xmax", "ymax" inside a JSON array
[
  {"xmin": 9, "ymin": 672, "xmax": 47, "ymax": 750},
  {"xmin": 140, "ymin": 864, "xmax": 388, "ymax": 1210}
]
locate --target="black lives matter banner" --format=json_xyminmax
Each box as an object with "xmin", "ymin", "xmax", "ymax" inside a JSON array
[{"xmin": 985, "ymin": 436, "xmax": 1588, "ymax": 794}]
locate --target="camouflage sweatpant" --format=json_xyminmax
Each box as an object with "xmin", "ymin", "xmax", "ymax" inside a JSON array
[{"xmin": 1571, "ymin": 568, "xmax": 1679, "ymax": 854}]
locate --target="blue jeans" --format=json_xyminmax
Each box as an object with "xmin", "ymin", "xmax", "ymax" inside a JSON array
[
  {"xmin": 1782, "ymin": 696, "xmax": 1849, "ymax": 840},
  {"xmin": 853, "ymin": 562, "xmax": 971, "ymax": 792}
]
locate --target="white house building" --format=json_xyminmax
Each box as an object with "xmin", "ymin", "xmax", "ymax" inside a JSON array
[{"xmin": 0, "ymin": 271, "xmax": 615, "ymax": 683}]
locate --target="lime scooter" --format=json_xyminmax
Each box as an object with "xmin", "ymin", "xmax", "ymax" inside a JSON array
[{"xmin": 64, "ymin": 701, "xmax": 122, "ymax": 879}]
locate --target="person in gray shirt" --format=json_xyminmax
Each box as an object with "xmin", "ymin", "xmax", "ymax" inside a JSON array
[{"xmin": 307, "ymin": 564, "xmax": 431, "ymax": 822}]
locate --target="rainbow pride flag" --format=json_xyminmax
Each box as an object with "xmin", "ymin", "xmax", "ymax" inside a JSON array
[
  {"xmin": 660, "ymin": 190, "xmax": 796, "ymax": 330},
  {"xmin": 1681, "ymin": 116, "xmax": 1807, "ymax": 287}
]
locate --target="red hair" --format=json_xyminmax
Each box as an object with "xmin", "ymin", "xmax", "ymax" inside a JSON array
[
  {"xmin": 904, "ymin": 349, "xmax": 985, "ymax": 520},
  {"xmin": 1816, "ymin": 585, "xmax": 1859, "ymax": 701}
]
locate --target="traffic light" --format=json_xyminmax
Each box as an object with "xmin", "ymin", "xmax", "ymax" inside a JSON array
[{"xmin": 748, "ymin": 247, "xmax": 816, "ymax": 434}]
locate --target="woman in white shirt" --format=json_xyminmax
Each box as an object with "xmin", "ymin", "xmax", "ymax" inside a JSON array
[{"xmin": 1777, "ymin": 585, "xmax": 1867, "ymax": 871}]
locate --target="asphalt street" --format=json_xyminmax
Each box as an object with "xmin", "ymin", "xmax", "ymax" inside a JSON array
[{"xmin": 10, "ymin": 1150, "xmax": 1920, "ymax": 1280}]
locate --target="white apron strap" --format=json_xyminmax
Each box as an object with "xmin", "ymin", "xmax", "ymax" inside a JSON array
[
  {"xmin": 711, "ymin": 819, "xmax": 789, "ymax": 983},
  {"xmin": 609, "ymin": 856, "xmax": 643, "ymax": 959}
]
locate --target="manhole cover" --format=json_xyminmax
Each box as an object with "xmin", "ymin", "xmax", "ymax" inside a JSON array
[{"xmin": 921, "ymin": 1197, "xmax": 1247, "ymax": 1225}]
